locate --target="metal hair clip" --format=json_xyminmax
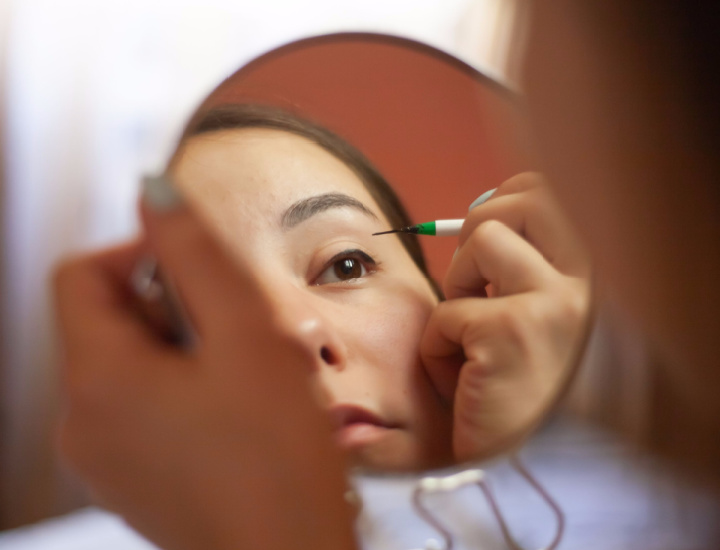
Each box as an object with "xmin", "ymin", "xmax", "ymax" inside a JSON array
[{"xmin": 410, "ymin": 455, "xmax": 565, "ymax": 550}]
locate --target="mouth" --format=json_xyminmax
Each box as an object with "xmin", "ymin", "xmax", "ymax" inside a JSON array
[{"xmin": 329, "ymin": 405, "xmax": 398, "ymax": 450}]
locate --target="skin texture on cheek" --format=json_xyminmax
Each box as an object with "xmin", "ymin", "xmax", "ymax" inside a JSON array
[{"xmin": 346, "ymin": 282, "xmax": 453, "ymax": 470}]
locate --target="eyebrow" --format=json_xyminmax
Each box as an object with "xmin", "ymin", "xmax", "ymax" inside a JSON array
[{"xmin": 281, "ymin": 192, "xmax": 378, "ymax": 230}]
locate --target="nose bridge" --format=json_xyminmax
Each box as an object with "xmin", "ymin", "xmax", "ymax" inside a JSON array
[{"xmin": 266, "ymin": 283, "xmax": 347, "ymax": 371}]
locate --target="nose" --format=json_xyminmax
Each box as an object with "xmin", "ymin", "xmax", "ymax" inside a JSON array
[{"xmin": 266, "ymin": 286, "xmax": 347, "ymax": 372}]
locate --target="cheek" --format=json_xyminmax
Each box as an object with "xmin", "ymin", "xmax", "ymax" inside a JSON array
[{"xmin": 355, "ymin": 285, "xmax": 436, "ymax": 381}]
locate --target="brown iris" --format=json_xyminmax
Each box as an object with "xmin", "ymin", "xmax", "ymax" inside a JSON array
[{"xmin": 334, "ymin": 258, "xmax": 363, "ymax": 280}]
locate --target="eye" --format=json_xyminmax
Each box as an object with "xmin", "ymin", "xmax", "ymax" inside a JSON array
[{"xmin": 314, "ymin": 249, "xmax": 377, "ymax": 285}]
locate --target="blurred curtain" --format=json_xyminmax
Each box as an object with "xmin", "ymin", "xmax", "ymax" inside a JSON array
[{"xmin": 0, "ymin": 0, "xmax": 520, "ymax": 529}]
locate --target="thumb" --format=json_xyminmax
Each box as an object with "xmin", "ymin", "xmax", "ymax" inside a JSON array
[{"xmin": 139, "ymin": 174, "xmax": 268, "ymax": 341}]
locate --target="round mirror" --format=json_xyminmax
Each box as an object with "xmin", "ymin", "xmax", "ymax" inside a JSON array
[{"xmin": 161, "ymin": 32, "xmax": 589, "ymax": 474}]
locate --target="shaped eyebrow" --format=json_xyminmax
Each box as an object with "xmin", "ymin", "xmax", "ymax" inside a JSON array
[{"xmin": 281, "ymin": 192, "xmax": 378, "ymax": 230}]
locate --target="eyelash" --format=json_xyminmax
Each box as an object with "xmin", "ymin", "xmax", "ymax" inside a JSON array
[{"xmin": 313, "ymin": 249, "xmax": 379, "ymax": 286}]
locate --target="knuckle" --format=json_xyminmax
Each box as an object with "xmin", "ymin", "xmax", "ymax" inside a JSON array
[
  {"xmin": 462, "ymin": 204, "xmax": 485, "ymax": 230},
  {"xmin": 551, "ymin": 279, "xmax": 591, "ymax": 328},
  {"xmin": 463, "ymin": 348, "xmax": 495, "ymax": 378},
  {"xmin": 496, "ymin": 307, "xmax": 529, "ymax": 345},
  {"xmin": 491, "ymin": 299, "xmax": 546, "ymax": 348},
  {"xmin": 460, "ymin": 213, "xmax": 505, "ymax": 246},
  {"xmin": 468, "ymin": 219, "xmax": 504, "ymax": 250},
  {"xmin": 521, "ymin": 296, "xmax": 550, "ymax": 325},
  {"xmin": 499, "ymin": 287, "xmax": 590, "ymax": 352},
  {"xmin": 501, "ymin": 171, "xmax": 545, "ymax": 193}
]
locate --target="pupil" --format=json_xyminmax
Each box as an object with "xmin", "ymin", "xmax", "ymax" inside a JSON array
[{"xmin": 335, "ymin": 258, "xmax": 360, "ymax": 279}]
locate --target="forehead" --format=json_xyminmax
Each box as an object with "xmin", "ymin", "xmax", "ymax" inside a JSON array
[{"xmin": 171, "ymin": 128, "xmax": 381, "ymax": 219}]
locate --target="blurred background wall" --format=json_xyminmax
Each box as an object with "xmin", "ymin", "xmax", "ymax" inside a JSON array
[{"xmin": 0, "ymin": 0, "xmax": 521, "ymax": 529}]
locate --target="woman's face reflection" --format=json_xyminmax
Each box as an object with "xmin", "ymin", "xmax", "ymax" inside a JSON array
[{"xmin": 171, "ymin": 128, "xmax": 453, "ymax": 470}]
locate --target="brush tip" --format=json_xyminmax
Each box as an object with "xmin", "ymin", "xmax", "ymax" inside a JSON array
[{"xmin": 372, "ymin": 226, "xmax": 420, "ymax": 236}]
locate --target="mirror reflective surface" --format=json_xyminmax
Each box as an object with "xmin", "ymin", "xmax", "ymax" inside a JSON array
[
  {"xmin": 163, "ymin": 33, "xmax": 590, "ymax": 473},
  {"xmin": 174, "ymin": 33, "xmax": 535, "ymax": 281}
]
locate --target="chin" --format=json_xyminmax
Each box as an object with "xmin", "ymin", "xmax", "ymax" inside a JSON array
[{"xmin": 341, "ymin": 430, "xmax": 454, "ymax": 472}]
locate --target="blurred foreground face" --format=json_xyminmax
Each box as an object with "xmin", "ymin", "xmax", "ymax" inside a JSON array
[
  {"xmin": 171, "ymin": 128, "xmax": 453, "ymax": 471},
  {"xmin": 523, "ymin": 1, "xmax": 720, "ymax": 474},
  {"xmin": 523, "ymin": 1, "xmax": 720, "ymax": 388}
]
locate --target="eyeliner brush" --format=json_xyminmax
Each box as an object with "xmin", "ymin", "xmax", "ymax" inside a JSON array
[
  {"xmin": 374, "ymin": 188, "xmax": 498, "ymax": 238},
  {"xmin": 373, "ymin": 219, "xmax": 465, "ymax": 237}
]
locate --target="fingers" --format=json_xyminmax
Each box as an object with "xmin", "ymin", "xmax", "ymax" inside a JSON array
[
  {"xmin": 420, "ymin": 297, "xmax": 524, "ymax": 401},
  {"xmin": 421, "ymin": 283, "xmax": 590, "ymax": 460},
  {"xmin": 444, "ymin": 219, "xmax": 557, "ymax": 299},
  {"xmin": 485, "ymin": 170, "xmax": 541, "ymax": 198},
  {"xmin": 53, "ymin": 240, "xmax": 189, "ymax": 416},
  {"xmin": 139, "ymin": 175, "xmax": 267, "ymax": 341},
  {"xmin": 420, "ymin": 297, "xmax": 532, "ymax": 408},
  {"xmin": 421, "ymin": 172, "xmax": 593, "ymax": 462},
  {"xmin": 460, "ymin": 172, "xmax": 590, "ymax": 277},
  {"xmin": 54, "ymin": 240, "xmax": 155, "ymax": 361}
]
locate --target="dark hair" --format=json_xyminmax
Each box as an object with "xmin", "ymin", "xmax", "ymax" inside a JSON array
[{"xmin": 178, "ymin": 103, "xmax": 441, "ymax": 297}]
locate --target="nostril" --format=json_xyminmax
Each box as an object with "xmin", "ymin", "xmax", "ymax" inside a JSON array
[{"xmin": 320, "ymin": 346, "xmax": 336, "ymax": 365}]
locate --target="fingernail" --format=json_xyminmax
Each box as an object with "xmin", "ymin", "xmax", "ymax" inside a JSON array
[
  {"xmin": 142, "ymin": 174, "xmax": 184, "ymax": 212},
  {"xmin": 468, "ymin": 188, "xmax": 497, "ymax": 211}
]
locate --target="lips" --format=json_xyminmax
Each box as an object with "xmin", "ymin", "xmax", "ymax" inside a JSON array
[
  {"xmin": 330, "ymin": 405, "xmax": 387, "ymax": 429},
  {"xmin": 329, "ymin": 405, "xmax": 397, "ymax": 450}
]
